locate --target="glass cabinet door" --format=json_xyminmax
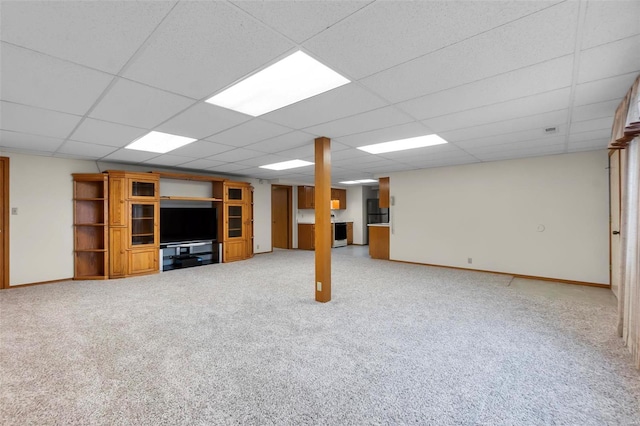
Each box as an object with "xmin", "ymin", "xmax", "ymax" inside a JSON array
[
  {"xmin": 131, "ymin": 204, "xmax": 155, "ymax": 245},
  {"xmin": 129, "ymin": 178, "xmax": 157, "ymax": 199},
  {"xmin": 227, "ymin": 187, "xmax": 243, "ymax": 201},
  {"xmin": 227, "ymin": 205, "xmax": 243, "ymax": 238}
]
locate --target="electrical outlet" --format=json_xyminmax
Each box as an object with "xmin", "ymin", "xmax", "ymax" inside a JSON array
[
  {"xmin": 256, "ymin": 244, "xmax": 260, "ymax": 250},
  {"xmin": 11, "ymin": 207, "xmax": 18, "ymax": 215},
  {"xmin": 316, "ymin": 282, "xmax": 322, "ymax": 291},
  {"xmin": 468, "ymin": 258, "xmax": 472, "ymax": 264}
]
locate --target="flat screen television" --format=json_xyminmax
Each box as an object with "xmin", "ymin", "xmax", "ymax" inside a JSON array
[{"xmin": 160, "ymin": 207, "xmax": 217, "ymax": 244}]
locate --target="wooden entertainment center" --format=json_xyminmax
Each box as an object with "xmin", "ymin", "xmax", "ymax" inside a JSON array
[{"xmin": 72, "ymin": 171, "xmax": 253, "ymax": 280}]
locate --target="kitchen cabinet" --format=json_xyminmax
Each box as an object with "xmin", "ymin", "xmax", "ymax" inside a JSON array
[
  {"xmin": 298, "ymin": 223, "xmax": 315, "ymax": 250},
  {"xmin": 333, "ymin": 188, "xmax": 347, "ymax": 210},
  {"xmin": 369, "ymin": 224, "xmax": 389, "ymax": 260},
  {"xmin": 298, "ymin": 186, "xmax": 315, "ymax": 209},
  {"xmin": 379, "ymin": 177, "xmax": 390, "ymax": 208}
]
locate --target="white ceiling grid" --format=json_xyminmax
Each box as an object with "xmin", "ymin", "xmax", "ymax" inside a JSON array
[{"xmin": 0, "ymin": 0, "xmax": 638, "ymax": 184}]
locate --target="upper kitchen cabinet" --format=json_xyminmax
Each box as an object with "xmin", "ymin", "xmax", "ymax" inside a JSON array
[
  {"xmin": 298, "ymin": 185, "xmax": 315, "ymax": 209},
  {"xmin": 335, "ymin": 188, "xmax": 346, "ymax": 210},
  {"xmin": 379, "ymin": 177, "xmax": 390, "ymax": 208}
]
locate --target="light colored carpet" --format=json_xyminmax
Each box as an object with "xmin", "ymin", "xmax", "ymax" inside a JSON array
[{"xmin": 1, "ymin": 249, "xmax": 639, "ymax": 425}]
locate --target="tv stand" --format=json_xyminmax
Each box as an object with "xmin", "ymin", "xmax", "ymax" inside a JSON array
[{"xmin": 160, "ymin": 240, "xmax": 221, "ymax": 272}]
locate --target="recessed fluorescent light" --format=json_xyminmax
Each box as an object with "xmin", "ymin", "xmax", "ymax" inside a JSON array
[
  {"xmin": 356, "ymin": 179, "xmax": 377, "ymax": 183},
  {"xmin": 205, "ymin": 50, "xmax": 350, "ymax": 116},
  {"xmin": 125, "ymin": 131, "xmax": 196, "ymax": 154},
  {"xmin": 259, "ymin": 159, "xmax": 314, "ymax": 171},
  {"xmin": 339, "ymin": 181, "xmax": 359, "ymax": 184},
  {"xmin": 357, "ymin": 134, "xmax": 448, "ymax": 154}
]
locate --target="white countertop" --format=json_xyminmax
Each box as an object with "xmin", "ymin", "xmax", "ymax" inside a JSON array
[
  {"xmin": 298, "ymin": 218, "xmax": 354, "ymax": 224},
  {"xmin": 368, "ymin": 223, "xmax": 390, "ymax": 227}
]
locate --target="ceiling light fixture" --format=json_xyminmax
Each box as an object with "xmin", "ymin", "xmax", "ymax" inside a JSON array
[
  {"xmin": 205, "ymin": 50, "xmax": 350, "ymax": 116},
  {"xmin": 356, "ymin": 179, "xmax": 377, "ymax": 183},
  {"xmin": 339, "ymin": 181, "xmax": 359, "ymax": 185},
  {"xmin": 357, "ymin": 134, "xmax": 448, "ymax": 154},
  {"xmin": 125, "ymin": 131, "xmax": 197, "ymax": 154},
  {"xmin": 259, "ymin": 159, "xmax": 314, "ymax": 171}
]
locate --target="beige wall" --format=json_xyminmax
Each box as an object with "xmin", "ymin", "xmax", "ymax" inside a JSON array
[
  {"xmin": 389, "ymin": 150, "xmax": 610, "ymax": 284},
  {"xmin": 1, "ymin": 152, "xmax": 271, "ymax": 286},
  {"xmin": 3, "ymin": 152, "xmax": 98, "ymax": 285}
]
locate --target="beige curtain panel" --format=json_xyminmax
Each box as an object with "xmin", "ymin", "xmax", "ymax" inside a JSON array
[{"xmin": 611, "ymin": 75, "xmax": 640, "ymax": 369}]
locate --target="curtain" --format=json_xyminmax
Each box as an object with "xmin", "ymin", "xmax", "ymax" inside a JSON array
[{"xmin": 617, "ymin": 137, "xmax": 640, "ymax": 369}]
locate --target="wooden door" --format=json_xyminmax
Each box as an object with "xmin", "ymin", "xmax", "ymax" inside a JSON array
[
  {"xmin": 0, "ymin": 157, "xmax": 8, "ymax": 289},
  {"xmin": 610, "ymin": 150, "xmax": 623, "ymax": 297},
  {"xmin": 272, "ymin": 185, "xmax": 291, "ymax": 249}
]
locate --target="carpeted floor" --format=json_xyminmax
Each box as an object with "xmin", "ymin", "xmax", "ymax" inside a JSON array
[{"xmin": 1, "ymin": 249, "xmax": 639, "ymax": 425}]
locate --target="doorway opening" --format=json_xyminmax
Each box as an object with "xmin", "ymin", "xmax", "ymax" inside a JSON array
[{"xmin": 271, "ymin": 185, "xmax": 292, "ymax": 249}]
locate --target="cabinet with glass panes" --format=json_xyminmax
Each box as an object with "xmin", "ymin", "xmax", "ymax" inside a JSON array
[{"xmin": 223, "ymin": 181, "xmax": 253, "ymax": 262}]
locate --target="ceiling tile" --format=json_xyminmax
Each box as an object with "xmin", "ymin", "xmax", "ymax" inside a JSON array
[
  {"xmin": 236, "ymin": 154, "xmax": 293, "ymax": 168},
  {"xmin": 573, "ymin": 72, "xmax": 639, "ymax": 107},
  {"xmin": 359, "ymin": 1, "xmax": 577, "ymax": 103},
  {"xmin": 141, "ymin": 154, "xmax": 195, "ymax": 168},
  {"xmin": 396, "ymin": 55, "xmax": 574, "ymax": 121},
  {"xmin": 423, "ymin": 88, "xmax": 570, "ymax": 133},
  {"xmin": 244, "ymin": 131, "xmax": 315, "ymax": 154},
  {"xmin": 0, "ymin": 44, "xmax": 113, "ymax": 115},
  {"xmin": 261, "ymin": 84, "xmax": 386, "ymax": 129},
  {"xmin": 570, "ymin": 117, "xmax": 613, "ymax": 134},
  {"xmin": 123, "ymin": 1, "xmax": 293, "ymax": 99},
  {"xmin": 273, "ymin": 144, "xmax": 315, "ymax": 161},
  {"xmin": 207, "ymin": 148, "xmax": 265, "ymax": 163},
  {"xmin": 568, "ymin": 128, "xmax": 612, "ymax": 144},
  {"xmin": 474, "ymin": 142, "xmax": 566, "ymax": 162},
  {"xmin": 207, "ymin": 163, "xmax": 253, "ymax": 174},
  {"xmin": 303, "ymin": 106, "xmax": 414, "ymax": 139},
  {"xmin": 56, "ymin": 140, "xmax": 117, "ymax": 158},
  {"xmin": 0, "ymin": 101, "xmax": 82, "ymax": 139},
  {"xmin": 400, "ymin": 149, "xmax": 479, "ymax": 166},
  {"xmin": 156, "ymin": 103, "xmax": 250, "ymax": 140},
  {"xmin": 463, "ymin": 135, "xmax": 565, "ymax": 156},
  {"xmin": 89, "ymin": 78, "xmax": 194, "ymax": 128},
  {"xmin": 304, "ymin": 1, "xmax": 562, "ymax": 79},
  {"xmin": 578, "ymin": 35, "xmax": 640, "ymax": 84},
  {"xmin": 440, "ymin": 110, "xmax": 568, "ymax": 143},
  {"xmin": 100, "ymin": 148, "xmax": 159, "ymax": 163},
  {"xmin": 169, "ymin": 140, "xmax": 235, "ymax": 158},
  {"xmin": 568, "ymin": 139, "xmax": 608, "ymax": 153},
  {"xmin": 377, "ymin": 143, "xmax": 466, "ymax": 161},
  {"xmin": 582, "ymin": 1, "xmax": 640, "ymax": 50},
  {"xmin": 176, "ymin": 159, "xmax": 226, "ymax": 170},
  {"xmin": 402, "ymin": 156, "xmax": 480, "ymax": 170},
  {"xmin": 207, "ymin": 118, "xmax": 293, "ymax": 148},
  {"xmin": 0, "ymin": 1, "xmax": 175, "ymax": 73},
  {"xmin": 231, "ymin": 1, "xmax": 366, "ymax": 44},
  {"xmin": 571, "ymin": 100, "xmax": 620, "ymax": 123},
  {"xmin": 454, "ymin": 127, "xmax": 566, "ymax": 150},
  {"xmin": 0, "ymin": 130, "xmax": 63, "ymax": 153},
  {"xmin": 335, "ymin": 122, "xmax": 432, "ymax": 148},
  {"xmin": 69, "ymin": 118, "xmax": 147, "ymax": 148}
]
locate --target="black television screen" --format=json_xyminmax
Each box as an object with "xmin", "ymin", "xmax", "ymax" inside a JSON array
[{"xmin": 160, "ymin": 207, "xmax": 217, "ymax": 243}]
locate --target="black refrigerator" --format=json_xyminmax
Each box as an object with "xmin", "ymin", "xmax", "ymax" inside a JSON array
[{"xmin": 366, "ymin": 199, "xmax": 389, "ymax": 243}]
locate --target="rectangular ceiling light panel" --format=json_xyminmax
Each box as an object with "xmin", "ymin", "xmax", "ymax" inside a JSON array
[
  {"xmin": 260, "ymin": 159, "xmax": 314, "ymax": 171},
  {"xmin": 125, "ymin": 131, "xmax": 197, "ymax": 153},
  {"xmin": 358, "ymin": 134, "xmax": 448, "ymax": 154},
  {"xmin": 206, "ymin": 51, "xmax": 350, "ymax": 116}
]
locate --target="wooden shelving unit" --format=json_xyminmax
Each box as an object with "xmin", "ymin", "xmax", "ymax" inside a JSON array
[{"xmin": 73, "ymin": 174, "xmax": 109, "ymax": 280}]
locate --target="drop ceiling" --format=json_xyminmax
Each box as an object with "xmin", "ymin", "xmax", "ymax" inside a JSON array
[{"xmin": 1, "ymin": 0, "xmax": 639, "ymax": 184}]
